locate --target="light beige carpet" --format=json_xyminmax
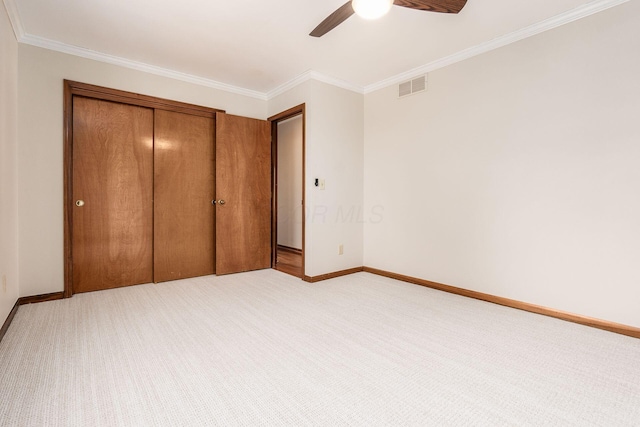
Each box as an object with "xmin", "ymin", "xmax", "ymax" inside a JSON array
[{"xmin": 1, "ymin": 270, "xmax": 639, "ymax": 426}]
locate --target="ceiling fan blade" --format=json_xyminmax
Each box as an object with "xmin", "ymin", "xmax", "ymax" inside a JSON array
[
  {"xmin": 393, "ymin": 0, "xmax": 467, "ymax": 14},
  {"xmin": 310, "ymin": 1, "xmax": 355, "ymax": 37}
]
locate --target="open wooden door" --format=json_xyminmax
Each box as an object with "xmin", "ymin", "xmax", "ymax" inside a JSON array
[{"xmin": 215, "ymin": 113, "xmax": 271, "ymax": 275}]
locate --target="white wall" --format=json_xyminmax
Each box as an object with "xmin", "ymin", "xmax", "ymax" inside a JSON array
[
  {"xmin": 267, "ymin": 81, "xmax": 311, "ymax": 119},
  {"xmin": 268, "ymin": 80, "xmax": 365, "ymax": 277},
  {"xmin": 17, "ymin": 44, "xmax": 268, "ymax": 297},
  {"xmin": 277, "ymin": 115, "xmax": 303, "ymax": 250},
  {"xmin": 306, "ymin": 80, "xmax": 364, "ymax": 276},
  {"xmin": 364, "ymin": 1, "xmax": 640, "ymax": 328},
  {"xmin": 0, "ymin": 2, "xmax": 19, "ymax": 322}
]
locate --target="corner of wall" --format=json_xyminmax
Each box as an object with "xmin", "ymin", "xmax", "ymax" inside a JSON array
[
  {"xmin": 0, "ymin": 0, "xmax": 21, "ymax": 324},
  {"xmin": 304, "ymin": 80, "xmax": 365, "ymax": 276}
]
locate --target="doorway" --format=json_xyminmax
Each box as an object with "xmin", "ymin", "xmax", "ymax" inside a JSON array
[{"xmin": 269, "ymin": 105, "xmax": 305, "ymax": 278}]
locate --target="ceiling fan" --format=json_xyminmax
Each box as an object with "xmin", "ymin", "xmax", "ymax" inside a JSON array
[{"xmin": 310, "ymin": 0, "xmax": 468, "ymax": 37}]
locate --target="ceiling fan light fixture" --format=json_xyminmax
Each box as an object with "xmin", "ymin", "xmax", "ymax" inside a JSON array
[{"xmin": 352, "ymin": 0, "xmax": 394, "ymax": 20}]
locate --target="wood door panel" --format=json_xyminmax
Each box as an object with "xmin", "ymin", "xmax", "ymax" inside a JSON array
[
  {"xmin": 154, "ymin": 110, "xmax": 215, "ymax": 282},
  {"xmin": 72, "ymin": 97, "xmax": 154, "ymax": 293},
  {"xmin": 216, "ymin": 113, "xmax": 271, "ymax": 275}
]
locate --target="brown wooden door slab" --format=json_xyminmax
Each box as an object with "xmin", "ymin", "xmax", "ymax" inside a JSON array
[
  {"xmin": 72, "ymin": 97, "xmax": 154, "ymax": 293},
  {"xmin": 215, "ymin": 113, "xmax": 271, "ymax": 275},
  {"xmin": 154, "ymin": 110, "xmax": 215, "ymax": 282}
]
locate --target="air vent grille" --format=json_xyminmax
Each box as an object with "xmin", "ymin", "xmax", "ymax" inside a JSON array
[
  {"xmin": 398, "ymin": 75, "xmax": 427, "ymax": 98},
  {"xmin": 398, "ymin": 81, "xmax": 412, "ymax": 97}
]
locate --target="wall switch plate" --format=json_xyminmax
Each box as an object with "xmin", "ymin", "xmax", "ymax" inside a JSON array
[
  {"xmin": 339, "ymin": 244, "xmax": 344, "ymax": 255},
  {"xmin": 319, "ymin": 179, "xmax": 325, "ymax": 190}
]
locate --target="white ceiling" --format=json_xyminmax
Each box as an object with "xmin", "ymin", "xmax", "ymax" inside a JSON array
[{"xmin": 3, "ymin": 0, "xmax": 627, "ymax": 97}]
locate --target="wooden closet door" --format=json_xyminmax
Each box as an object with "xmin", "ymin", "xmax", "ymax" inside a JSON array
[
  {"xmin": 215, "ymin": 113, "xmax": 271, "ymax": 275},
  {"xmin": 72, "ymin": 97, "xmax": 154, "ymax": 293},
  {"xmin": 154, "ymin": 110, "xmax": 215, "ymax": 282}
]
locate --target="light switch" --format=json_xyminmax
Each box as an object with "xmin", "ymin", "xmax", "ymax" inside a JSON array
[{"xmin": 318, "ymin": 179, "xmax": 325, "ymax": 190}]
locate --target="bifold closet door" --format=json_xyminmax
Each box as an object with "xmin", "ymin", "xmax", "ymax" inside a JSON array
[
  {"xmin": 154, "ymin": 110, "xmax": 215, "ymax": 282},
  {"xmin": 72, "ymin": 97, "xmax": 154, "ymax": 293},
  {"xmin": 215, "ymin": 113, "xmax": 271, "ymax": 275}
]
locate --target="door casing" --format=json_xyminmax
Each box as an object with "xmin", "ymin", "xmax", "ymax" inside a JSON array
[{"xmin": 268, "ymin": 104, "xmax": 306, "ymax": 278}]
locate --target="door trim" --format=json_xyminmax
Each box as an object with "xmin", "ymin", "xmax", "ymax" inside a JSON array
[
  {"xmin": 63, "ymin": 80, "xmax": 224, "ymax": 298},
  {"xmin": 268, "ymin": 104, "xmax": 306, "ymax": 279}
]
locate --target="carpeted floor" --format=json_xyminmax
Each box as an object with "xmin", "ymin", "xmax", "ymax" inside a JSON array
[{"xmin": 1, "ymin": 270, "xmax": 639, "ymax": 426}]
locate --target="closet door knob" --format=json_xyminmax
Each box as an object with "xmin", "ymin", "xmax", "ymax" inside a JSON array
[
  {"xmin": 76, "ymin": 200, "xmax": 85, "ymax": 207},
  {"xmin": 218, "ymin": 199, "xmax": 226, "ymax": 206}
]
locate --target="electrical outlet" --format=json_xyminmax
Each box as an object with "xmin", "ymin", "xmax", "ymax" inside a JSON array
[
  {"xmin": 338, "ymin": 244, "xmax": 344, "ymax": 255},
  {"xmin": 2, "ymin": 275, "xmax": 6, "ymax": 294}
]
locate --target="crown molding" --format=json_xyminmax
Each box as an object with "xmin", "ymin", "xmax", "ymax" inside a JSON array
[
  {"xmin": 364, "ymin": 0, "xmax": 630, "ymax": 94},
  {"xmin": 3, "ymin": 0, "xmax": 25, "ymax": 39},
  {"xmin": 267, "ymin": 70, "xmax": 364, "ymax": 100},
  {"xmin": 4, "ymin": 0, "xmax": 628, "ymax": 101},
  {"xmin": 266, "ymin": 70, "xmax": 314, "ymax": 99},
  {"xmin": 16, "ymin": 31, "xmax": 367, "ymax": 102},
  {"xmin": 306, "ymin": 71, "xmax": 364, "ymax": 95},
  {"xmin": 20, "ymin": 33, "xmax": 268, "ymax": 100}
]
